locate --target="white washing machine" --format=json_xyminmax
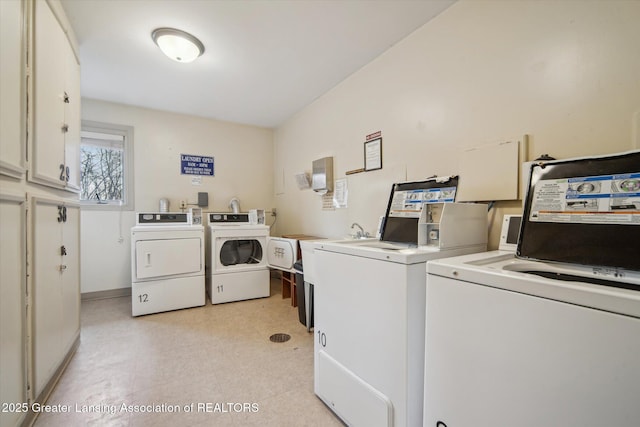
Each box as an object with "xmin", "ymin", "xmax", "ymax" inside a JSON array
[
  {"xmin": 206, "ymin": 212, "xmax": 270, "ymax": 304},
  {"xmin": 313, "ymin": 191, "xmax": 488, "ymax": 426},
  {"xmin": 424, "ymin": 150, "xmax": 640, "ymax": 427},
  {"xmin": 131, "ymin": 213, "xmax": 205, "ymax": 316},
  {"xmin": 424, "ymin": 252, "xmax": 640, "ymax": 427}
]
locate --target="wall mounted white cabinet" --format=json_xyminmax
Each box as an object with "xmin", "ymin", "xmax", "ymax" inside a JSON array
[
  {"xmin": 31, "ymin": 196, "xmax": 80, "ymax": 398},
  {"xmin": 30, "ymin": 0, "xmax": 81, "ymax": 192},
  {"xmin": 0, "ymin": 191, "xmax": 28, "ymax": 427},
  {"xmin": 0, "ymin": 1, "xmax": 81, "ymax": 424},
  {"xmin": 0, "ymin": 0, "xmax": 26, "ymax": 179}
]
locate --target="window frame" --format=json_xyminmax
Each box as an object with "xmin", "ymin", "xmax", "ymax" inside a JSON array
[{"xmin": 79, "ymin": 120, "xmax": 134, "ymax": 211}]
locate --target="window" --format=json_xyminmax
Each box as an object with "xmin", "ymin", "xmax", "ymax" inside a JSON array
[{"xmin": 80, "ymin": 121, "xmax": 134, "ymax": 210}]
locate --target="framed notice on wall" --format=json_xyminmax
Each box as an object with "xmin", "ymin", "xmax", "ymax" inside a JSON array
[
  {"xmin": 364, "ymin": 138, "xmax": 382, "ymax": 171},
  {"xmin": 181, "ymin": 154, "xmax": 214, "ymax": 176}
]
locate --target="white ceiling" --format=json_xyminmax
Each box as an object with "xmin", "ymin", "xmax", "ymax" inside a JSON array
[{"xmin": 60, "ymin": 0, "xmax": 455, "ymax": 128}]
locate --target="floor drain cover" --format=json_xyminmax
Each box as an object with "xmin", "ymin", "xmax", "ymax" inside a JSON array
[{"xmin": 269, "ymin": 333, "xmax": 291, "ymax": 343}]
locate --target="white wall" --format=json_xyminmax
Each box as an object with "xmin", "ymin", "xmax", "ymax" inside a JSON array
[
  {"xmin": 81, "ymin": 99, "xmax": 273, "ymax": 293},
  {"xmin": 273, "ymin": 0, "xmax": 640, "ymax": 247}
]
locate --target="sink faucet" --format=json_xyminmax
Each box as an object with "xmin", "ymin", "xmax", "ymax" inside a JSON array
[{"xmin": 351, "ymin": 222, "xmax": 369, "ymax": 238}]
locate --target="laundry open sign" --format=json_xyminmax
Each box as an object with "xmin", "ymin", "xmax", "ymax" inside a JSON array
[{"xmin": 181, "ymin": 154, "xmax": 214, "ymax": 176}]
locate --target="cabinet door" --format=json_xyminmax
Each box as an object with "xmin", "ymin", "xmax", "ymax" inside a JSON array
[
  {"xmin": 31, "ymin": 0, "xmax": 69, "ymax": 189},
  {"xmin": 0, "ymin": 192, "xmax": 27, "ymax": 427},
  {"xmin": 60, "ymin": 203, "xmax": 80, "ymax": 353},
  {"xmin": 32, "ymin": 197, "xmax": 64, "ymax": 397},
  {"xmin": 0, "ymin": 0, "xmax": 26, "ymax": 179},
  {"xmin": 63, "ymin": 45, "xmax": 81, "ymax": 192}
]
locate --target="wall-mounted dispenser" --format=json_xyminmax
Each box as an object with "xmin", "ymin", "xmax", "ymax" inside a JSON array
[{"xmin": 312, "ymin": 156, "xmax": 333, "ymax": 195}]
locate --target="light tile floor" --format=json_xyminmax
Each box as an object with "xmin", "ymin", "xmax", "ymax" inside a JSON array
[{"xmin": 34, "ymin": 279, "xmax": 344, "ymax": 426}]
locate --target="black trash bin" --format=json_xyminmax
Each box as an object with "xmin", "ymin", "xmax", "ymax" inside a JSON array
[{"xmin": 293, "ymin": 260, "xmax": 313, "ymax": 331}]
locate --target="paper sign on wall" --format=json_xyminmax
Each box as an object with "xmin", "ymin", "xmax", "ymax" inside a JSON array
[
  {"xmin": 181, "ymin": 154, "xmax": 214, "ymax": 176},
  {"xmin": 333, "ymin": 178, "xmax": 348, "ymax": 208}
]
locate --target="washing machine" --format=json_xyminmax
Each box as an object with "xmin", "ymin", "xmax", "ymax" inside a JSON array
[
  {"xmin": 313, "ymin": 177, "xmax": 488, "ymax": 427},
  {"xmin": 131, "ymin": 212, "xmax": 205, "ymax": 316},
  {"xmin": 206, "ymin": 212, "xmax": 270, "ymax": 304},
  {"xmin": 424, "ymin": 252, "xmax": 640, "ymax": 427},
  {"xmin": 424, "ymin": 150, "xmax": 640, "ymax": 427}
]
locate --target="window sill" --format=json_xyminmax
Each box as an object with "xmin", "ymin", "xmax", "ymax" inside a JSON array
[{"xmin": 80, "ymin": 202, "xmax": 134, "ymax": 211}]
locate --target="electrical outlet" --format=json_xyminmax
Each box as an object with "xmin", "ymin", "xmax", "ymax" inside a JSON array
[{"xmin": 180, "ymin": 200, "xmax": 187, "ymax": 209}]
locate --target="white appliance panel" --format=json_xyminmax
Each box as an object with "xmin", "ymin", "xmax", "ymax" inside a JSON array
[
  {"xmin": 132, "ymin": 275, "xmax": 204, "ymax": 316},
  {"xmin": 208, "ymin": 269, "xmax": 269, "ymax": 304},
  {"xmin": 135, "ymin": 238, "xmax": 202, "ymax": 280},
  {"xmin": 424, "ymin": 274, "xmax": 640, "ymax": 427},
  {"xmin": 317, "ymin": 350, "xmax": 393, "ymax": 427}
]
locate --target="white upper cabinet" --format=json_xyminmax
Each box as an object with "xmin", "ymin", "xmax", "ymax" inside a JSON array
[
  {"xmin": 30, "ymin": 0, "xmax": 80, "ymax": 192},
  {"xmin": 63, "ymin": 39, "xmax": 81, "ymax": 191},
  {"xmin": 0, "ymin": 0, "xmax": 26, "ymax": 179}
]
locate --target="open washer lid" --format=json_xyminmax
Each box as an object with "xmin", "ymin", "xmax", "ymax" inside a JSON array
[
  {"xmin": 518, "ymin": 150, "xmax": 640, "ymax": 271},
  {"xmin": 379, "ymin": 176, "xmax": 459, "ymax": 245}
]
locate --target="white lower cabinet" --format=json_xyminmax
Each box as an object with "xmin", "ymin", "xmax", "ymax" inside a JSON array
[
  {"xmin": 0, "ymin": 191, "xmax": 27, "ymax": 427},
  {"xmin": 32, "ymin": 196, "xmax": 80, "ymax": 397}
]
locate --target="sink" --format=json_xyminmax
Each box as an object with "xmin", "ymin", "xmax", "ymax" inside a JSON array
[
  {"xmin": 337, "ymin": 237, "xmax": 378, "ymax": 244},
  {"xmin": 325, "ymin": 238, "xmax": 420, "ymax": 250}
]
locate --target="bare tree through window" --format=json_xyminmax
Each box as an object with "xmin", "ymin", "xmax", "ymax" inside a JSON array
[{"xmin": 80, "ymin": 129, "xmax": 126, "ymax": 203}]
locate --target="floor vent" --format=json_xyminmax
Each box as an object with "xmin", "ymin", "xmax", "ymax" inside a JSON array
[{"xmin": 269, "ymin": 333, "xmax": 291, "ymax": 343}]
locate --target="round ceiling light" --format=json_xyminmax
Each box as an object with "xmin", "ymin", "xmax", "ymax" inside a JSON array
[{"xmin": 151, "ymin": 28, "xmax": 204, "ymax": 63}]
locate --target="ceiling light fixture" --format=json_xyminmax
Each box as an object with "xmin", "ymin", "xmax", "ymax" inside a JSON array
[{"xmin": 151, "ymin": 28, "xmax": 204, "ymax": 63}]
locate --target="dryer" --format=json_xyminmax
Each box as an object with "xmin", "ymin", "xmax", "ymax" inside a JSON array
[
  {"xmin": 206, "ymin": 212, "xmax": 270, "ymax": 304},
  {"xmin": 131, "ymin": 212, "xmax": 205, "ymax": 316}
]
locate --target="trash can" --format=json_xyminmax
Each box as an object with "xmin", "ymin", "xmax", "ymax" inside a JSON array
[{"xmin": 293, "ymin": 260, "xmax": 313, "ymax": 331}]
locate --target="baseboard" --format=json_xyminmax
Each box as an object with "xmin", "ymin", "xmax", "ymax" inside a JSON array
[{"xmin": 81, "ymin": 287, "xmax": 131, "ymax": 301}]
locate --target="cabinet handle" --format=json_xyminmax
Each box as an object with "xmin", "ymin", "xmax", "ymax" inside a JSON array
[
  {"xmin": 59, "ymin": 265, "xmax": 67, "ymax": 272},
  {"xmin": 63, "ymin": 92, "xmax": 70, "ymax": 103},
  {"xmin": 61, "ymin": 124, "xmax": 69, "ymax": 133},
  {"xmin": 60, "ymin": 245, "xmax": 67, "ymax": 256}
]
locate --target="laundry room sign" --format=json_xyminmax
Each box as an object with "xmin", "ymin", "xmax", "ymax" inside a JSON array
[{"xmin": 181, "ymin": 154, "xmax": 214, "ymax": 176}]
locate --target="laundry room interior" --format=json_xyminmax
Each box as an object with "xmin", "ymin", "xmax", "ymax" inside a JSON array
[{"xmin": 1, "ymin": 1, "xmax": 639, "ymax": 427}]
